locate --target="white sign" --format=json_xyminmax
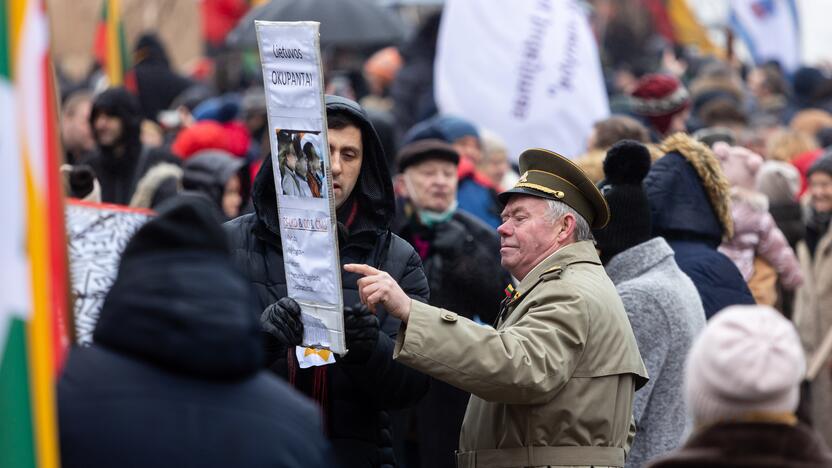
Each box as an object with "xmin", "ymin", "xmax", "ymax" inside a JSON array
[
  {"xmin": 256, "ymin": 21, "xmax": 346, "ymax": 356},
  {"xmin": 435, "ymin": 0, "xmax": 609, "ymax": 161}
]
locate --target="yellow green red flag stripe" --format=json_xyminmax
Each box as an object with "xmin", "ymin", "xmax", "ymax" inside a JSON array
[
  {"xmin": 0, "ymin": 0, "xmax": 69, "ymax": 467},
  {"xmin": 93, "ymin": 0, "xmax": 129, "ymax": 86}
]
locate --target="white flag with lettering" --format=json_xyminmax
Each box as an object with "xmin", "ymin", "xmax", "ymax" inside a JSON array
[{"xmin": 435, "ymin": 0, "xmax": 609, "ymax": 161}]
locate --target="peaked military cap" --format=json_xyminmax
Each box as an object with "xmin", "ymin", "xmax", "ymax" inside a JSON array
[{"xmin": 498, "ymin": 148, "xmax": 610, "ymax": 229}]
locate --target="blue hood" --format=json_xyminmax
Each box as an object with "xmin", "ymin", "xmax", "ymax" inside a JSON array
[{"xmin": 644, "ymin": 134, "xmax": 733, "ymax": 247}]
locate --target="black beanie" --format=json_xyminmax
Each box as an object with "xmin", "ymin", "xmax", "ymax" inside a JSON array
[
  {"xmin": 94, "ymin": 194, "xmax": 263, "ymax": 380},
  {"xmin": 807, "ymin": 153, "xmax": 832, "ymax": 179},
  {"xmin": 593, "ymin": 140, "xmax": 653, "ymax": 264},
  {"xmin": 119, "ymin": 193, "xmax": 227, "ymax": 259}
]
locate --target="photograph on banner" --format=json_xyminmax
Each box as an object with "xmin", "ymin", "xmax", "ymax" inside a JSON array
[
  {"xmin": 277, "ymin": 129, "xmax": 326, "ymax": 198},
  {"xmin": 257, "ymin": 20, "xmax": 346, "ymax": 357}
]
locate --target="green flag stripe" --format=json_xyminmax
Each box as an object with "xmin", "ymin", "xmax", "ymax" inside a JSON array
[
  {"xmin": 0, "ymin": 318, "xmax": 36, "ymax": 468},
  {"xmin": 118, "ymin": 22, "xmax": 129, "ymax": 71},
  {"xmin": 0, "ymin": 1, "xmax": 10, "ymax": 79}
]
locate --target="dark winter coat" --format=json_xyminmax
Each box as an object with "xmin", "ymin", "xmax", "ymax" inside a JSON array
[
  {"xmin": 87, "ymin": 87, "xmax": 179, "ymax": 205},
  {"xmin": 131, "ymin": 33, "xmax": 192, "ymax": 122},
  {"xmin": 645, "ymin": 134, "xmax": 754, "ymax": 318},
  {"xmin": 648, "ymin": 422, "xmax": 832, "ymax": 467},
  {"xmin": 59, "ymin": 195, "xmax": 333, "ymax": 468},
  {"xmin": 391, "ymin": 204, "xmax": 510, "ymax": 468},
  {"xmin": 225, "ymin": 96, "xmax": 430, "ymax": 468},
  {"xmin": 770, "ymin": 201, "xmax": 805, "ymax": 249}
]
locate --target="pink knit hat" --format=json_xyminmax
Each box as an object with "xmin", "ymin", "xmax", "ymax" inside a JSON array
[
  {"xmin": 685, "ymin": 305, "xmax": 806, "ymax": 425},
  {"xmin": 713, "ymin": 142, "xmax": 764, "ymax": 191}
]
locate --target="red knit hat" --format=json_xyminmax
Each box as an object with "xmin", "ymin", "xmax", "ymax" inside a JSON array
[{"xmin": 630, "ymin": 74, "xmax": 690, "ymax": 136}]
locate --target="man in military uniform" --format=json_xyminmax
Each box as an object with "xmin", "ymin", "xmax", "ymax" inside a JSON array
[{"xmin": 346, "ymin": 148, "xmax": 648, "ymax": 468}]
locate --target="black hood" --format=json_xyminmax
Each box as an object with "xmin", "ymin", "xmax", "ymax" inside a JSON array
[
  {"xmin": 131, "ymin": 33, "xmax": 192, "ymax": 121},
  {"xmin": 89, "ymin": 87, "xmax": 142, "ymax": 149},
  {"xmin": 252, "ymin": 95, "xmax": 394, "ymax": 239},
  {"xmin": 93, "ymin": 194, "xmax": 264, "ymax": 380},
  {"xmin": 134, "ymin": 33, "xmax": 171, "ymax": 68}
]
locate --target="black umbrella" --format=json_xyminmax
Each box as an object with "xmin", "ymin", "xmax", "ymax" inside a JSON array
[{"xmin": 227, "ymin": 0, "xmax": 405, "ymax": 49}]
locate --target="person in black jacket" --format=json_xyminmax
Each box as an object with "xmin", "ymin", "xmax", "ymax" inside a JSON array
[
  {"xmin": 390, "ymin": 139, "xmax": 509, "ymax": 468},
  {"xmin": 59, "ymin": 194, "xmax": 333, "ymax": 468},
  {"xmin": 131, "ymin": 33, "xmax": 192, "ymax": 123},
  {"xmin": 86, "ymin": 87, "xmax": 179, "ymax": 205},
  {"xmin": 225, "ymin": 95, "xmax": 430, "ymax": 468}
]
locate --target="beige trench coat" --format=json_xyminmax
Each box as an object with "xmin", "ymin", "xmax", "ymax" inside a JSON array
[
  {"xmin": 394, "ymin": 241, "xmax": 648, "ymax": 468},
  {"xmin": 793, "ymin": 226, "xmax": 832, "ymax": 448}
]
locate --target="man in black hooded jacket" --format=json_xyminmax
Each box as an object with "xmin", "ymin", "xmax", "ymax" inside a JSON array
[
  {"xmin": 225, "ymin": 95, "xmax": 430, "ymax": 468},
  {"xmin": 86, "ymin": 87, "xmax": 179, "ymax": 205}
]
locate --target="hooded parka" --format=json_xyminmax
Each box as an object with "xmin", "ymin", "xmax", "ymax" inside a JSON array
[
  {"xmin": 644, "ymin": 134, "xmax": 755, "ymax": 318},
  {"xmin": 224, "ymin": 96, "xmax": 430, "ymax": 468}
]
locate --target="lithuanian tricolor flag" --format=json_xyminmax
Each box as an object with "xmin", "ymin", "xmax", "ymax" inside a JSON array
[
  {"xmin": 0, "ymin": 1, "xmax": 70, "ymax": 467},
  {"xmin": 93, "ymin": 0, "xmax": 129, "ymax": 86}
]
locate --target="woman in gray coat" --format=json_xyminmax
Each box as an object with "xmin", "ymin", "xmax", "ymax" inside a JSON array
[{"xmin": 593, "ymin": 141, "xmax": 706, "ymax": 467}]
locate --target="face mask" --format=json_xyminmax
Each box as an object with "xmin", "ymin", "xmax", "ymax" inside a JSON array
[{"xmin": 417, "ymin": 200, "xmax": 458, "ymax": 228}]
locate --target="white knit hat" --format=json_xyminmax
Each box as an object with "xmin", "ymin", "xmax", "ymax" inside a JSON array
[{"xmin": 685, "ymin": 305, "xmax": 806, "ymax": 425}]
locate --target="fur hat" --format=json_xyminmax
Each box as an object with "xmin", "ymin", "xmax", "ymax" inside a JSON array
[
  {"xmin": 630, "ymin": 74, "xmax": 690, "ymax": 136},
  {"xmin": 713, "ymin": 142, "xmax": 764, "ymax": 191},
  {"xmin": 685, "ymin": 305, "xmax": 805, "ymax": 425}
]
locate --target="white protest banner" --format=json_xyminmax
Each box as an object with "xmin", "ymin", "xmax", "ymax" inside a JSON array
[
  {"xmin": 65, "ymin": 201, "xmax": 153, "ymax": 345},
  {"xmin": 256, "ymin": 21, "xmax": 346, "ymax": 357},
  {"xmin": 435, "ymin": 0, "xmax": 609, "ymax": 161}
]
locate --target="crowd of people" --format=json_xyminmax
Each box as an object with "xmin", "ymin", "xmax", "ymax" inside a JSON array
[{"xmin": 53, "ymin": 3, "xmax": 832, "ymax": 468}]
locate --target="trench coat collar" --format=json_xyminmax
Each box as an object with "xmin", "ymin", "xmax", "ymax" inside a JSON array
[{"xmin": 515, "ymin": 240, "xmax": 601, "ymax": 295}]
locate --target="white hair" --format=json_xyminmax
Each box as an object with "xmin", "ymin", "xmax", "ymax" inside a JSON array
[
  {"xmin": 479, "ymin": 128, "xmax": 508, "ymax": 163},
  {"xmin": 544, "ymin": 199, "xmax": 594, "ymax": 242}
]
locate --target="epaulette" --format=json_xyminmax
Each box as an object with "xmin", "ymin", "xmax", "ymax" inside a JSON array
[{"xmin": 539, "ymin": 265, "xmax": 564, "ymax": 281}]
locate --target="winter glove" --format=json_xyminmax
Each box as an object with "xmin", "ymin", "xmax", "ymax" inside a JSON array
[
  {"xmin": 260, "ymin": 297, "xmax": 304, "ymax": 351},
  {"xmin": 340, "ymin": 303, "xmax": 379, "ymax": 364}
]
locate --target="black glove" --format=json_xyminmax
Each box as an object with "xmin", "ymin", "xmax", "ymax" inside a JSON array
[
  {"xmin": 260, "ymin": 297, "xmax": 304, "ymax": 351},
  {"xmin": 340, "ymin": 303, "xmax": 379, "ymax": 364}
]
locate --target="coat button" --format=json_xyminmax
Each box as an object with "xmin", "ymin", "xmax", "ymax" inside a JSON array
[{"xmin": 441, "ymin": 311, "xmax": 458, "ymax": 323}]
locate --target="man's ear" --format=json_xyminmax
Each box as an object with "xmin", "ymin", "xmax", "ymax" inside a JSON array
[
  {"xmin": 558, "ymin": 212, "xmax": 577, "ymax": 243},
  {"xmin": 393, "ymin": 174, "xmax": 408, "ymax": 198}
]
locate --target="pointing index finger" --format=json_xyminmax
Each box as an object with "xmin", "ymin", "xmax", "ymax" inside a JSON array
[{"xmin": 343, "ymin": 263, "xmax": 381, "ymax": 277}]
